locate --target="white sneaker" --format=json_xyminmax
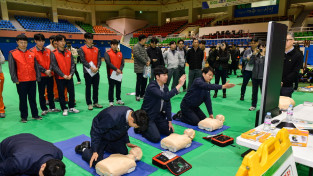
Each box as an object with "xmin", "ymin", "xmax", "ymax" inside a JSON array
[
  {"xmin": 249, "ymin": 106, "xmax": 256, "ymax": 111},
  {"xmin": 48, "ymin": 108, "xmax": 61, "ymax": 112},
  {"xmin": 109, "ymin": 102, "xmax": 114, "ymax": 107},
  {"xmin": 69, "ymin": 108, "xmax": 80, "ymax": 113},
  {"xmin": 63, "ymin": 109, "xmax": 68, "ymax": 116},
  {"xmin": 116, "ymin": 100, "xmax": 125, "ymax": 105},
  {"xmin": 41, "ymin": 110, "xmax": 48, "ymax": 116},
  {"xmin": 88, "ymin": 104, "xmax": 93, "ymax": 110}
]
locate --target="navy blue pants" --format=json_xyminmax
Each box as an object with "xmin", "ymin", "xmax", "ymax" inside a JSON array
[
  {"xmin": 38, "ymin": 77, "xmax": 55, "ymax": 111},
  {"xmin": 241, "ymin": 70, "xmax": 252, "ymax": 96},
  {"xmin": 251, "ymin": 79, "xmax": 263, "ymax": 107},
  {"xmin": 215, "ymin": 69, "xmax": 227, "ymax": 94},
  {"xmin": 84, "ymin": 73, "xmax": 99, "ymax": 105},
  {"xmin": 55, "ymin": 78, "xmax": 75, "ymax": 110},
  {"xmin": 180, "ymin": 101, "xmax": 206, "ymax": 126},
  {"xmin": 16, "ymin": 81, "xmax": 38, "ymax": 119}
]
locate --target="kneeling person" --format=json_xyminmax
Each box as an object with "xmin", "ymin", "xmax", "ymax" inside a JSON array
[
  {"xmin": 0, "ymin": 133, "xmax": 65, "ymax": 176},
  {"xmin": 75, "ymin": 106, "xmax": 149, "ymax": 168},
  {"xmin": 179, "ymin": 67, "xmax": 235, "ymax": 125}
]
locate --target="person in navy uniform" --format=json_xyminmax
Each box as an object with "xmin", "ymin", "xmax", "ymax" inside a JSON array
[
  {"xmin": 0, "ymin": 133, "xmax": 65, "ymax": 176},
  {"xmin": 75, "ymin": 106, "xmax": 149, "ymax": 167},
  {"xmin": 140, "ymin": 65, "xmax": 186, "ymax": 142},
  {"xmin": 178, "ymin": 67, "xmax": 235, "ymax": 125}
]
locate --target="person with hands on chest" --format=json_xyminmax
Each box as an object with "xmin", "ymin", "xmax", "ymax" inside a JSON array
[
  {"xmin": 51, "ymin": 35, "xmax": 79, "ymax": 116},
  {"xmin": 140, "ymin": 65, "xmax": 186, "ymax": 142}
]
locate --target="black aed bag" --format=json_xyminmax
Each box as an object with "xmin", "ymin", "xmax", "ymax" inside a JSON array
[{"xmin": 152, "ymin": 151, "xmax": 192, "ymax": 175}]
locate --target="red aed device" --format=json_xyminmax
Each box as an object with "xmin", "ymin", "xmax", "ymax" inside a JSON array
[
  {"xmin": 152, "ymin": 151, "xmax": 192, "ymax": 175},
  {"xmin": 203, "ymin": 134, "xmax": 234, "ymax": 147}
]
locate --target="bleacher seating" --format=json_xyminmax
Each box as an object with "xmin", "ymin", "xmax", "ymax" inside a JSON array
[
  {"xmin": 93, "ymin": 25, "xmax": 115, "ymax": 34},
  {"xmin": 15, "ymin": 15, "xmax": 80, "ymax": 33},
  {"xmin": 0, "ymin": 20, "xmax": 15, "ymax": 30},
  {"xmin": 308, "ymin": 11, "xmax": 313, "ymax": 18},
  {"xmin": 129, "ymin": 37, "xmax": 139, "ymax": 45},
  {"xmin": 184, "ymin": 38, "xmax": 252, "ymax": 47},
  {"xmin": 294, "ymin": 31, "xmax": 313, "ymax": 41},
  {"xmin": 174, "ymin": 18, "xmax": 214, "ymax": 34},
  {"xmin": 214, "ymin": 15, "xmax": 294, "ymax": 26},
  {"xmin": 76, "ymin": 21, "xmax": 94, "ymax": 33}
]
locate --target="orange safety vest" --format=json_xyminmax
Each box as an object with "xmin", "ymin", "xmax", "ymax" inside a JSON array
[
  {"xmin": 53, "ymin": 49, "xmax": 72, "ymax": 79},
  {"xmin": 10, "ymin": 49, "xmax": 37, "ymax": 82},
  {"xmin": 81, "ymin": 45, "xmax": 99, "ymax": 67},
  {"xmin": 31, "ymin": 47, "xmax": 53, "ymax": 77},
  {"xmin": 107, "ymin": 49, "xmax": 123, "ymax": 75}
]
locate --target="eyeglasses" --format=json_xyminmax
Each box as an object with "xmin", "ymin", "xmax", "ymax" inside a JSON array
[{"xmin": 286, "ymin": 39, "xmax": 294, "ymax": 41}]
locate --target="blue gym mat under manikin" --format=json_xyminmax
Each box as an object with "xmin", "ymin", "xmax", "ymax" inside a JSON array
[
  {"xmin": 54, "ymin": 135, "xmax": 158, "ymax": 176},
  {"xmin": 127, "ymin": 127, "xmax": 203, "ymax": 156}
]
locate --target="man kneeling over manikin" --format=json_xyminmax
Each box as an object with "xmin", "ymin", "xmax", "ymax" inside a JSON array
[
  {"xmin": 95, "ymin": 147, "xmax": 143, "ymax": 176},
  {"xmin": 75, "ymin": 106, "xmax": 149, "ymax": 168},
  {"xmin": 161, "ymin": 129, "xmax": 195, "ymax": 152}
]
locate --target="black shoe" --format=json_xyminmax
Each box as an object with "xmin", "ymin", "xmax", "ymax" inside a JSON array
[
  {"xmin": 81, "ymin": 141, "xmax": 91, "ymax": 149},
  {"xmin": 136, "ymin": 97, "xmax": 140, "ymax": 101},
  {"xmin": 240, "ymin": 95, "xmax": 244, "ymax": 101},
  {"xmin": 32, "ymin": 116, "xmax": 43, "ymax": 120},
  {"xmin": 75, "ymin": 145, "xmax": 84, "ymax": 154},
  {"xmin": 223, "ymin": 94, "xmax": 226, "ymax": 98},
  {"xmin": 21, "ymin": 118, "xmax": 28, "ymax": 123},
  {"xmin": 134, "ymin": 128, "xmax": 142, "ymax": 134},
  {"xmin": 172, "ymin": 111, "xmax": 182, "ymax": 121},
  {"xmin": 54, "ymin": 98, "xmax": 59, "ymax": 102},
  {"xmin": 213, "ymin": 93, "xmax": 217, "ymax": 98}
]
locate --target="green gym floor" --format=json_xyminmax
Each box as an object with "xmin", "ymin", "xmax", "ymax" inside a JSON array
[{"xmin": 0, "ymin": 62, "xmax": 312, "ymax": 176}]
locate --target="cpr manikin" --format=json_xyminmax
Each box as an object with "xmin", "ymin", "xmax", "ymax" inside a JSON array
[
  {"xmin": 161, "ymin": 129, "xmax": 195, "ymax": 152},
  {"xmin": 198, "ymin": 115, "xmax": 225, "ymax": 131},
  {"xmin": 95, "ymin": 147, "xmax": 143, "ymax": 176},
  {"xmin": 279, "ymin": 96, "xmax": 296, "ymax": 110}
]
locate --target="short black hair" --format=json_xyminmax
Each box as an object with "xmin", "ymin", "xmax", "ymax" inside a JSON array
[
  {"xmin": 110, "ymin": 39, "xmax": 119, "ymax": 45},
  {"xmin": 66, "ymin": 41, "xmax": 71, "ymax": 45},
  {"xmin": 43, "ymin": 159, "xmax": 66, "ymax": 176},
  {"xmin": 200, "ymin": 40, "xmax": 206, "ymax": 45},
  {"xmin": 49, "ymin": 35, "xmax": 56, "ymax": 41},
  {"xmin": 192, "ymin": 38, "xmax": 199, "ymax": 42},
  {"xmin": 55, "ymin": 35, "xmax": 66, "ymax": 42},
  {"xmin": 34, "ymin": 33, "xmax": 45, "ymax": 41},
  {"xmin": 16, "ymin": 34, "xmax": 28, "ymax": 42},
  {"xmin": 169, "ymin": 41, "xmax": 176, "ymax": 45},
  {"xmin": 177, "ymin": 39, "xmax": 184, "ymax": 44},
  {"xmin": 132, "ymin": 110, "xmax": 149, "ymax": 132},
  {"xmin": 154, "ymin": 65, "xmax": 168, "ymax": 79},
  {"xmin": 251, "ymin": 37, "xmax": 259, "ymax": 42},
  {"xmin": 202, "ymin": 66, "xmax": 214, "ymax": 74},
  {"xmin": 150, "ymin": 37, "xmax": 158, "ymax": 44},
  {"xmin": 84, "ymin": 32, "xmax": 93, "ymax": 39},
  {"xmin": 138, "ymin": 35, "xmax": 147, "ymax": 42}
]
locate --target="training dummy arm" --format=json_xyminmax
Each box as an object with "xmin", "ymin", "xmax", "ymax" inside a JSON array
[
  {"xmin": 161, "ymin": 129, "xmax": 195, "ymax": 152},
  {"xmin": 95, "ymin": 147, "xmax": 142, "ymax": 176},
  {"xmin": 198, "ymin": 115, "xmax": 224, "ymax": 131}
]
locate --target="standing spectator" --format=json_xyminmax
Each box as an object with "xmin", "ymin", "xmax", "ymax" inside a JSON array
[
  {"xmin": 281, "ymin": 32, "xmax": 303, "ymax": 98},
  {"xmin": 133, "ymin": 35, "xmax": 150, "ymax": 101},
  {"xmin": 8, "ymin": 34, "xmax": 42, "ymax": 123},
  {"xmin": 240, "ymin": 38, "xmax": 259, "ymax": 100},
  {"xmin": 0, "ymin": 49, "xmax": 5, "ymax": 118},
  {"xmin": 51, "ymin": 35, "xmax": 79, "ymax": 116},
  {"xmin": 78, "ymin": 33, "xmax": 102, "ymax": 110},
  {"xmin": 147, "ymin": 37, "xmax": 164, "ymax": 82},
  {"xmin": 105, "ymin": 39, "xmax": 125, "ymax": 107},
  {"xmin": 230, "ymin": 44, "xmax": 240, "ymax": 75},
  {"xmin": 208, "ymin": 46, "xmax": 217, "ymax": 68},
  {"xmin": 186, "ymin": 39, "xmax": 204, "ymax": 89},
  {"xmin": 177, "ymin": 39, "xmax": 187, "ymax": 92},
  {"xmin": 293, "ymin": 43, "xmax": 303, "ymax": 90},
  {"xmin": 46, "ymin": 35, "xmax": 57, "ymax": 51},
  {"xmin": 66, "ymin": 42, "xmax": 81, "ymax": 84},
  {"xmin": 163, "ymin": 41, "xmax": 180, "ymax": 90},
  {"xmin": 249, "ymin": 43, "xmax": 266, "ymax": 111},
  {"xmin": 31, "ymin": 33, "xmax": 60, "ymax": 116},
  {"xmin": 213, "ymin": 42, "xmax": 230, "ymax": 98},
  {"xmin": 199, "ymin": 40, "xmax": 207, "ymax": 68}
]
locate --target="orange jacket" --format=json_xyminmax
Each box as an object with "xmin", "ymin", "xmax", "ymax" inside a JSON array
[{"xmin": 31, "ymin": 47, "xmax": 53, "ymax": 77}]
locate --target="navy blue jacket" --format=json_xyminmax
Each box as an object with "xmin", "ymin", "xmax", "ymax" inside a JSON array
[
  {"xmin": 181, "ymin": 77, "xmax": 222, "ymax": 115},
  {"xmin": 90, "ymin": 106, "xmax": 132, "ymax": 153},
  {"xmin": 0, "ymin": 133, "xmax": 63, "ymax": 176},
  {"xmin": 141, "ymin": 80, "xmax": 178, "ymax": 121}
]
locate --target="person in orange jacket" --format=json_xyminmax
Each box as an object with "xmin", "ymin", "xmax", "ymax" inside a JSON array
[
  {"xmin": 0, "ymin": 49, "xmax": 5, "ymax": 118},
  {"xmin": 8, "ymin": 34, "xmax": 42, "ymax": 123}
]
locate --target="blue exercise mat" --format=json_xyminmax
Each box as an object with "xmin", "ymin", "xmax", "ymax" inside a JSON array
[
  {"xmin": 171, "ymin": 112, "xmax": 230, "ymax": 135},
  {"xmin": 54, "ymin": 135, "xmax": 158, "ymax": 176},
  {"xmin": 127, "ymin": 127, "xmax": 203, "ymax": 156}
]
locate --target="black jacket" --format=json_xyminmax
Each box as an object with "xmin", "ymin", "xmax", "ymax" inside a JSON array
[
  {"xmin": 181, "ymin": 77, "xmax": 222, "ymax": 115},
  {"xmin": 186, "ymin": 47, "xmax": 204, "ymax": 70},
  {"xmin": 90, "ymin": 106, "xmax": 132, "ymax": 153},
  {"xmin": 214, "ymin": 50, "xmax": 230, "ymax": 70},
  {"xmin": 250, "ymin": 54, "xmax": 265, "ymax": 79},
  {"xmin": 146, "ymin": 47, "xmax": 165, "ymax": 68},
  {"xmin": 0, "ymin": 133, "xmax": 63, "ymax": 176},
  {"xmin": 282, "ymin": 48, "xmax": 303, "ymax": 87},
  {"xmin": 141, "ymin": 80, "xmax": 178, "ymax": 121}
]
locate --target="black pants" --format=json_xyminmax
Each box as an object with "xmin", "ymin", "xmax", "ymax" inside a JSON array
[
  {"xmin": 16, "ymin": 81, "xmax": 38, "ymax": 119},
  {"xmin": 251, "ymin": 79, "xmax": 263, "ymax": 107},
  {"xmin": 82, "ymin": 137, "xmax": 128, "ymax": 167},
  {"xmin": 74, "ymin": 64, "xmax": 81, "ymax": 82},
  {"xmin": 55, "ymin": 78, "xmax": 75, "ymax": 110},
  {"xmin": 136, "ymin": 73, "xmax": 147, "ymax": 97},
  {"xmin": 188, "ymin": 69, "xmax": 202, "ymax": 90},
  {"xmin": 215, "ymin": 69, "xmax": 227, "ymax": 94},
  {"xmin": 280, "ymin": 87, "xmax": 294, "ymax": 98},
  {"xmin": 84, "ymin": 73, "xmax": 100, "ymax": 105},
  {"xmin": 178, "ymin": 66, "xmax": 186, "ymax": 90},
  {"xmin": 38, "ymin": 77, "xmax": 55, "ymax": 111},
  {"xmin": 142, "ymin": 113, "xmax": 173, "ymax": 143},
  {"xmin": 180, "ymin": 101, "xmax": 206, "ymax": 126},
  {"xmin": 108, "ymin": 77, "xmax": 121, "ymax": 102},
  {"xmin": 167, "ymin": 68, "xmax": 179, "ymax": 90},
  {"xmin": 231, "ymin": 61, "xmax": 238, "ymax": 75},
  {"xmin": 241, "ymin": 70, "xmax": 252, "ymax": 96},
  {"xmin": 294, "ymin": 73, "xmax": 300, "ymax": 90}
]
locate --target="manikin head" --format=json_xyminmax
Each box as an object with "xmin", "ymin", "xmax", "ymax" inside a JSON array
[
  {"xmin": 16, "ymin": 34, "xmax": 28, "ymax": 51},
  {"xmin": 39, "ymin": 159, "xmax": 66, "ymax": 176},
  {"xmin": 215, "ymin": 114, "xmax": 225, "ymax": 122},
  {"xmin": 202, "ymin": 67, "xmax": 214, "ymax": 83},
  {"xmin": 154, "ymin": 65, "xmax": 168, "ymax": 85},
  {"xmin": 184, "ymin": 129, "xmax": 195, "ymax": 140},
  {"xmin": 127, "ymin": 147, "xmax": 143, "ymax": 161}
]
